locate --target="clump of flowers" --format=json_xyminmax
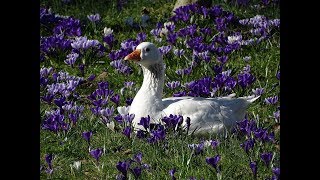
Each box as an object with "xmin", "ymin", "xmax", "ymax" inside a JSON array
[
  {"xmin": 116, "ymin": 152, "xmax": 150, "ymax": 179},
  {"xmin": 45, "ymin": 154, "xmax": 54, "ymax": 174}
]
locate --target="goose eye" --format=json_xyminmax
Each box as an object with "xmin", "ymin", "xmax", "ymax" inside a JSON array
[{"xmin": 146, "ymin": 48, "xmax": 150, "ymax": 52}]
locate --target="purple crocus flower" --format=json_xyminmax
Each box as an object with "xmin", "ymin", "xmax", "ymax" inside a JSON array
[
  {"xmin": 265, "ymin": 96, "xmax": 278, "ymax": 105},
  {"xmin": 236, "ymin": 118, "xmax": 257, "ymax": 137},
  {"xmin": 262, "ymin": 0, "xmax": 270, "ymax": 5},
  {"xmin": 131, "ymin": 166, "xmax": 142, "ymax": 178},
  {"xmin": 124, "ymin": 81, "xmax": 134, "ymax": 88},
  {"xmin": 171, "ymin": 6, "xmax": 190, "ymax": 22},
  {"xmin": 215, "ymin": 17, "xmax": 226, "ymax": 32},
  {"xmin": 276, "ymin": 71, "xmax": 280, "ymax": 80},
  {"xmin": 122, "ymin": 126, "xmax": 132, "ymax": 138},
  {"xmin": 41, "ymin": 35, "xmax": 72, "ymax": 55},
  {"xmin": 211, "ymin": 140, "xmax": 220, "ymax": 149},
  {"xmin": 133, "ymin": 152, "xmax": 143, "ymax": 164},
  {"xmin": 252, "ymin": 88, "xmax": 264, "ymax": 96},
  {"xmin": 186, "ymin": 36, "xmax": 203, "ymax": 49},
  {"xmin": 40, "ymin": 76, "xmax": 48, "ymax": 86},
  {"xmin": 45, "ymin": 153, "xmax": 53, "ymax": 169},
  {"xmin": 116, "ymin": 161, "xmax": 131, "ymax": 175},
  {"xmin": 136, "ymin": 129, "xmax": 147, "ymax": 139},
  {"xmin": 87, "ymin": 13, "xmax": 100, "ymax": 22},
  {"xmin": 240, "ymin": 138, "xmax": 255, "ymax": 154},
  {"xmin": 162, "ymin": 114, "xmax": 183, "ymax": 130},
  {"xmin": 197, "ymin": 51, "xmax": 211, "ymax": 63},
  {"xmin": 103, "ymin": 34, "xmax": 116, "ymax": 49},
  {"xmin": 41, "ymin": 94, "xmax": 54, "ymax": 104},
  {"xmin": 91, "ymin": 106, "xmax": 102, "ymax": 115},
  {"xmin": 109, "ymin": 50, "xmax": 122, "ymax": 61},
  {"xmin": 64, "ymin": 52, "xmax": 79, "ymax": 67},
  {"xmin": 85, "ymin": 74, "xmax": 95, "ymax": 82},
  {"xmin": 53, "ymin": 96, "xmax": 66, "ymax": 108},
  {"xmin": 126, "ymin": 98, "xmax": 133, "ymax": 106},
  {"xmin": 176, "ymin": 67, "xmax": 192, "ymax": 76},
  {"xmin": 90, "ymin": 148, "xmax": 103, "ymax": 161},
  {"xmin": 159, "ymin": 45, "xmax": 172, "ymax": 55},
  {"xmin": 206, "ymin": 155, "xmax": 221, "ymax": 172},
  {"xmin": 254, "ymin": 128, "xmax": 275, "ymax": 142},
  {"xmin": 166, "ymin": 81, "xmax": 181, "ymax": 89},
  {"xmin": 92, "ymin": 99, "xmax": 107, "ymax": 107},
  {"xmin": 100, "ymin": 106, "xmax": 115, "ymax": 121},
  {"xmin": 273, "ymin": 110, "xmax": 280, "ymax": 121},
  {"xmin": 114, "ymin": 114, "xmax": 124, "ymax": 124},
  {"xmin": 52, "ymin": 16, "xmax": 82, "ymax": 37},
  {"xmin": 249, "ymin": 161, "xmax": 257, "ymax": 177},
  {"xmin": 68, "ymin": 113, "xmax": 79, "ymax": 124},
  {"xmin": 260, "ymin": 152, "xmax": 273, "ymax": 167},
  {"xmin": 272, "ymin": 167, "xmax": 280, "ymax": 179},
  {"xmin": 148, "ymin": 124, "xmax": 166, "ymax": 143},
  {"xmin": 121, "ymin": 39, "xmax": 139, "ymax": 51},
  {"xmin": 40, "ymin": 67, "xmax": 53, "ymax": 77},
  {"xmin": 111, "ymin": 94, "xmax": 120, "ymax": 105},
  {"xmin": 71, "ymin": 36, "xmax": 100, "ymax": 50},
  {"xmin": 78, "ymin": 64, "xmax": 84, "ymax": 75},
  {"xmin": 169, "ymin": 168, "xmax": 176, "ymax": 180},
  {"xmin": 123, "ymin": 114, "xmax": 135, "ymax": 123},
  {"xmin": 137, "ymin": 32, "xmax": 147, "ymax": 42},
  {"xmin": 178, "ymin": 27, "xmax": 190, "ymax": 37},
  {"xmin": 60, "ymin": 121, "xmax": 70, "ymax": 131},
  {"xmin": 150, "ymin": 27, "xmax": 162, "ymax": 37},
  {"xmin": 138, "ymin": 115, "xmax": 151, "ymax": 130},
  {"xmin": 110, "ymin": 60, "xmax": 133, "ymax": 75},
  {"xmin": 82, "ymin": 131, "xmax": 93, "ymax": 144},
  {"xmin": 167, "ymin": 33, "xmax": 178, "ymax": 44},
  {"xmin": 188, "ymin": 142, "xmax": 204, "ymax": 155},
  {"xmin": 213, "ymin": 65, "xmax": 222, "ymax": 74},
  {"xmin": 173, "ymin": 49, "xmax": 185, "ymax": 58},
  {"xmin": 45, "ymin": 168, "xmax": 53, "ymax": 174},
  {"xmin": 142, "ymin": 163, "xmax": 150, "ymax": 170},
  {"xmin": 270, "ymin": 19, "xmax": 280, "ymax": 28},
  {"xmin": 166, "ymin": 22, "xmax": 176, "ymax": 31},
  {"xmin": 41, "ymin": 110, "xmax": 63, "ymax": 132},
  {"xmin": 200, "ymin": 28, "xmax": 212, "ymax": 36},
  {"xmin": 116, "ymin": 174, "xmax": 126, "ymax": 180},
  {"xmin": 238, "ymin": 69, "xmax": 256, "ymax": 88},
  {"xmin": 45, "ymin": 153, "xmax": 54, "ymax": 174},
  {"xmin": 217, "ymin": 55, "xmax": 228, "ymax": 64},
  {"xmin": 97, "ymin": 81, "xmax": 109, "ymax": 89},
  {"xmin": 185, "ymin": 24, "xmax": 197, "ymax": 37}
]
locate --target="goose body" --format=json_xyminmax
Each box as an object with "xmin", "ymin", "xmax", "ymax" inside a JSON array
[{"xmin": 121, "ymin": 42, "xmax": 259, "ymax": 134}]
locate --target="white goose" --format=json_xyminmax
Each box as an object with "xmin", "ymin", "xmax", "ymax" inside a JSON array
[{"xmin": 119, "ymin": 42, "xmax": 259, "ymax": 134}]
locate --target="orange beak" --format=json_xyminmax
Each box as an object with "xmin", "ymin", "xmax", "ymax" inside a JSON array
[{"xmin": 124, "ymin": 49, "xmax": 141, "ymax": 61}]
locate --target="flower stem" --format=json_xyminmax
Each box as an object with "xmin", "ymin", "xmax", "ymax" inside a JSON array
[{"xmin": 217, "ymin": 172, "xmax": 222, "ymax": 180}]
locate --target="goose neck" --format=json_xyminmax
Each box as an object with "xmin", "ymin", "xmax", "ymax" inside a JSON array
[{"xmin": 140, "ymin": 63, "xmax": 164, "ymax": 99}]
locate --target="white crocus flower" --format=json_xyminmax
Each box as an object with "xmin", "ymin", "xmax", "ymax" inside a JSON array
[
  {"xmin": 227, "ymin": 35, "xmax": 242, "ymax": 44},
  {"xmin": 73, "ymin": 161, "xmax": 81, "ymax": 170},
  {"xmin": 103, "ymin": 27, "xmax": 113, "ymax": 36}
]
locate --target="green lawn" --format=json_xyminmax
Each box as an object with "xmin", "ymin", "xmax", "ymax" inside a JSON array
[{"xmin": 40, "ymin": 0, "xmax": 280, "ymax": 179}]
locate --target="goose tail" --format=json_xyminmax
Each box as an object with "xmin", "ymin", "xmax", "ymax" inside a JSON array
[{"xmin": 241, "ymin": 95, "xmax": 260, "ymax": 103}]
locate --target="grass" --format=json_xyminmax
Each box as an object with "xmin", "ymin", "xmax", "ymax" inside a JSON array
[{"xmin": 40, "ymin": 0, "xmax": 280, "ymax": 179}]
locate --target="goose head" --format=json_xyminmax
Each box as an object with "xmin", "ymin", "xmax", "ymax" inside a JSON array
[{"xmin": 124, "ymin": 42, "xmax": 162, "ymax": 67}]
